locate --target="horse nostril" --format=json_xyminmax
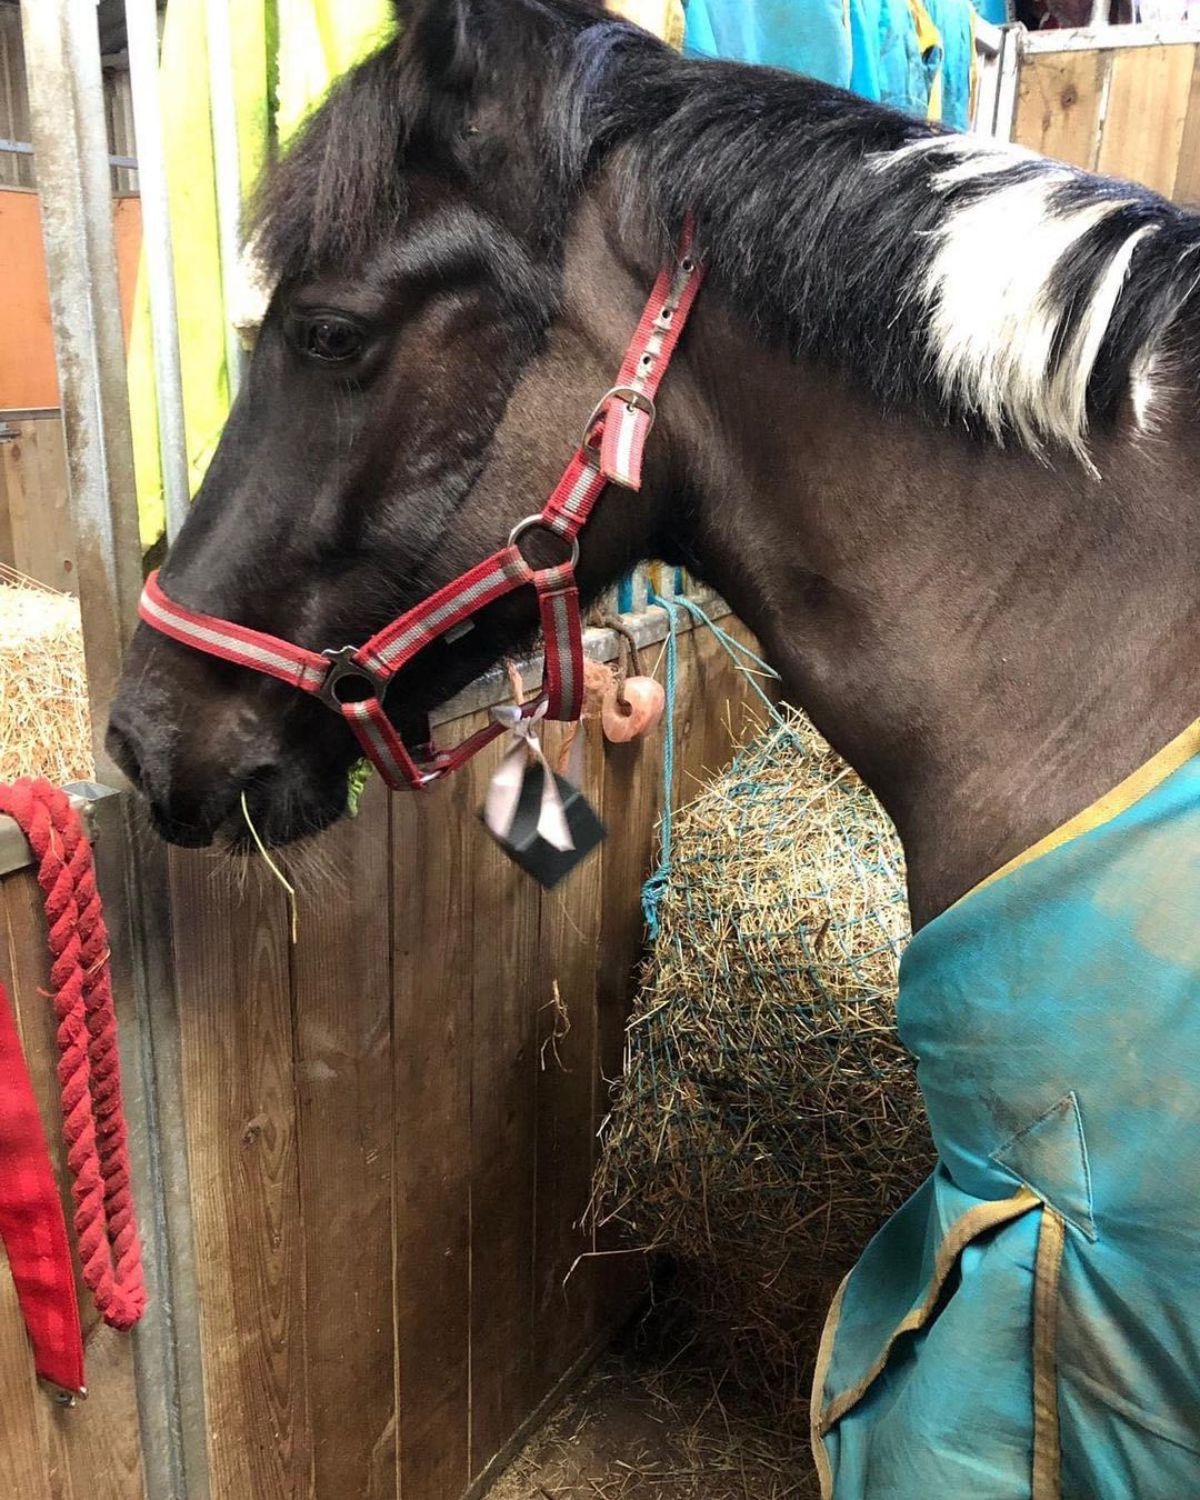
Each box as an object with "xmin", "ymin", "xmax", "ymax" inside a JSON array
[
  {"xmin": 106, "ymin": 717, "xmax": 147, "ymax": 791},
  {"xmin": 148, "ymin": 802, "xmax": 215, "ymax": 849}
]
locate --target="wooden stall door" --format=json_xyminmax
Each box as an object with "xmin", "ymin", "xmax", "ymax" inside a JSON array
[
  {"xmin": 0, "ymin": 412, "xmax": 77, "ymax": 593},
  {"xmin": 1012, "ymin": 32, "xmax": 1200, "ymax": 204},
  {"xmin": 161, "ymin": 616, "xmax": 766, "ymax": 1500}
]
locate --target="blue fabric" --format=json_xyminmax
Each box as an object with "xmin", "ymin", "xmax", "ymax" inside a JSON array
[
  {"xmin": 684, "ymin": 0, "xmax": 853, "ymax": 90},
  {"xmin": 847, "ymin": 0, "xmax": 924, "ymax": 113},
  {"xmin": 684, "ymin": 0, "xmax": 977, "ymax": 125},
  {"xmin": 818, "ymin": 749, "xmax": 1200, "ymax": 1496},
  {"xmin": 924, "ymin": 0, "xmax": 974, "ymax": 128},
  {"xmin": 975, "ymin": 0, "xmax": 1008, "ymax": 22}
]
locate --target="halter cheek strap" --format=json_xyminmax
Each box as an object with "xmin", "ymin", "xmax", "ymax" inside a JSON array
[{"xmin": 138, "ymin": 229, "xmax": 705, "ymax": 791}]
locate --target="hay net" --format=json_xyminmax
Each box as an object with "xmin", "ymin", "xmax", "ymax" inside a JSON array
[{"xmin": 593, "ymin": 704, "xmax": 936, "ymax": 1392}]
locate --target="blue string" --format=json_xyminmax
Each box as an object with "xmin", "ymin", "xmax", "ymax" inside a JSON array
[
  {"xmin": 667, "ymin": 594, "xmax": 782, "ymax": 721},
  {"xmin": 639, "ymin": 592, "xmax": 786, "ymax": 939},
  {"xmin": 641, "ymin": 593, "xmax": 680, "ymax": 938}
]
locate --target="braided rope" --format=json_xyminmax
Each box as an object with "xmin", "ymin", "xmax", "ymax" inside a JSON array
[{"xmin": 0, "ymin": 780, "xmax": 146, "ymax": 1332}]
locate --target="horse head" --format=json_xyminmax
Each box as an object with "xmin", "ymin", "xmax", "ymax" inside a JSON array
[{"xmin": 109, "ymin": 0, "xmax": 688, "ymax": 847}]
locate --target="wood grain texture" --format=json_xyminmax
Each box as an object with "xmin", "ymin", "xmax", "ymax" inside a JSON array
[
  {"xmin": 0, "ymin": 873, "xmax": 56, "ymax": 1500},
  {"xmin": 467, "ymin": 732, "xmax": 542, "ymax": 1477},
  {"xmin": 0, "ymin": 417, "xmax": 77, "ymax": 593},
  {"xmin": 0, "ymin": 1233, "xmax": 52, "ymax": 1500},
  {"xmin": 0, "ymin": 868, "xmax": 145, "ymax": 1500},
  {"xmin": 1098, "ymin": 45, "xmax": 1196, "ymax": 196},
  {"xmin": 391, "ymin": 761, "xmax": 478, "ymax": 1500},
  {"xmin": 292, "ymin": 777, "xmax": 396, "ymax": 1500},
  {"xmin": 1013, "ymin": 51, "xmax": 1108, "ymax": 171},
  {"xmin": 532, "ymin": 722, "xmax": 606, "ymax": 1389},
  {"xmin": 1172, "ymin": 51, "xmax": 1200, "ymax": 206},
  {"xmin": 170, "ymin": 851, "xmax": 310, "ymax": 1500}
]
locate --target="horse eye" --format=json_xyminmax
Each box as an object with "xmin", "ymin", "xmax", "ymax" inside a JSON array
[{"xmin": 289, "ymin": 313, "xmax": 366, "ymax": 365}]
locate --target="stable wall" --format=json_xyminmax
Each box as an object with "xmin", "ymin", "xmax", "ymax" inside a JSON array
[
  {"xmin": 0, "ymin": 613, "xmax": 767, "ymax": 1500},
  {"xmin": 1008, "ymin": 26, "xmax": 1200, "ymax": 202},
  {"xmin": 0, "ymin": 190, "xmax": 141, "ymax": 411}
]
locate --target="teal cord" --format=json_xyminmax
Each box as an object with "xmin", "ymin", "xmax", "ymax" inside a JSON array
[
  {"xmin": 641, "ymin": 593, "xmax": 680, "ymax": 938},
  {"xmin": 640, "ymin": 593, "xmax": 785, "ymax": 939}
]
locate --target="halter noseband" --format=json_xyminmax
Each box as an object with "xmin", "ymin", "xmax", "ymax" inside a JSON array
[{"xmin": 138, "ymin": 230, "xmax": 705, "ymax": 791}]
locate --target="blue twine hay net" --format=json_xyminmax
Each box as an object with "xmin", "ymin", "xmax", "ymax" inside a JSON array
[{"xmin": 596, "ymin": 600, "xmax": 935, "ymax": 1398}]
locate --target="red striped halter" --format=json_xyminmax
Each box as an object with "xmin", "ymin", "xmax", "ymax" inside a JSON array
[{"xmin": 138, "ymin": 231, "xmax": 705, "ymax": 791}]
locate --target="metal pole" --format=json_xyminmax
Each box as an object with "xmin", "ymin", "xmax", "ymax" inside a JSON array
[
  {"xmin": 124, "ymin": 0, "xmax": 190, "ymax": 543},
  {"xmin": 205, "ymin": 0, "xmax": 246, "ymax": 400},
  {"xmin": 19, "ymin": 0, "xmax": 143, "ymax": 788}
]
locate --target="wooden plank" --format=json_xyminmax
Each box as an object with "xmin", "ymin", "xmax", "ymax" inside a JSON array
[
  {"xmin": 0, "ymin": 873, "xmax": 56, "ymax": 1500},
  {"xmin": 391, "ymin": 760, "xmax": 477, "ymax": 1500},
  {"xmin": 1098, "ymin": 44, "xmax": 1196, "ymax": 195},
  {"xmin": 0, "ymin": 434, "xmax": 14, "ymax": 571},
  {"xmin": 1013, "ymin": 50, "xmax": 1109, "ymax": 171},
  {"xmin": 531, "ymin": 721, "xmax": 606, "ymax": 1391},
  {"xmin": 0, "ymin": 1238, "xmax": 53, "ymax": 1500},
  {"xmin": 467, "ymin": 731, "xmax": 542, "ymax": 1479},
  {"xmin": 169, "ymin": 850, "xmax": 310, "ymax": 1500},
  {"xmin": 1, "ymin": 869, "xmax": 145, "ymax": 1500},
  {"xmin": 593, "ymin": 681, "xmax": 667, "ymax": 1327},
  {"xmin": 0, "ymin": 418, "xmax": 77, "ymax": 594},
  {"xmin": 292, "ymin": 778, "xmax": 395, "ymax": 1500},
  {"xmin": 1172, "ymin": 50, "xmax": 1200, "ymax": 206}
]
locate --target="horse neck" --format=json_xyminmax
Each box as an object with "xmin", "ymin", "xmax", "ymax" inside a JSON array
[{"xmin": 675, "ymin": 299, "xmax": 1200, "ymax": 926}]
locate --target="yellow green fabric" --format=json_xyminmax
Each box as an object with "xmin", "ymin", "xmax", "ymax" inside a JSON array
[
  {"xmin": 609, "ymin": 0, "xmax": 687, "ymax": 47},
  {"xmin": 127, "ymin": 0, "xmax": 395, "ymax": 547}
]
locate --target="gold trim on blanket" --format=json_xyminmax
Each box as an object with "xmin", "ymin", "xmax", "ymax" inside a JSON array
[
  {"xmin": 810, "ymin": 1184, "xmax": 1041, "ymax": 1473},
  {"xmin": 1033, "ymin": 1208, "xmax": 1067, "ymax": 1500}
]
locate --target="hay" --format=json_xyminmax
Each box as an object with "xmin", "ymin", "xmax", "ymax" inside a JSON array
[
  {"xmin": 0, "ymin": 569, "xmax": 94, "ymax": 786},
  {"xmin": 592, "ymin": 707, "xmax": 935, "ymax": 1403}
]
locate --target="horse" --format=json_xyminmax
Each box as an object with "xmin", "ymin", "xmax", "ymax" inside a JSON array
[{"xmin": 109, "ymin": 3, "xmax": 1200, "ymax": 1496}]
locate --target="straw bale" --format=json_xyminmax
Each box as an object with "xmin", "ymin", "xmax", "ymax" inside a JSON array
[
  {"xmin": 593, "ymin": 708, "xmax": 934, "ymax": 1403},
  {"xmin": 0, "ymin": 569, "xmax": 94, "ymax": 786}
]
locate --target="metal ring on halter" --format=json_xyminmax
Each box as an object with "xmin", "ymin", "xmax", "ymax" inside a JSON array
[
  {"xmin": 581, "ymin": 385, "xmax": 657, "ymax": 451},
  {"xmin": 317, "ymin": 645, "xmax": 388, "ymax": 713},
  {"xmin": 507, "ymin": 515, "xmax": 582, "ymax": 569}
]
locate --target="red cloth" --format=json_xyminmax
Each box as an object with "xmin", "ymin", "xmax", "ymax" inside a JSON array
[{"xmin": 0, "ymin": 976, "xmax": 85, "ymax": 1393}]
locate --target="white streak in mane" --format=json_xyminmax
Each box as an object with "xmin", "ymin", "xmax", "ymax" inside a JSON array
[{"xmin": 878, "ymin": 136, "xmax": 1161, "ymax": 459}]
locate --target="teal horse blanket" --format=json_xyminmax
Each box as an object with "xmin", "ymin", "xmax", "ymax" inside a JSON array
[{"xmin": 812, "ymin": 724, "xmax": 1200, "ymax": 1499}]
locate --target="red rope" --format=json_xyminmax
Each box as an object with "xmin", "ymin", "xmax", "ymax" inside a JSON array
[{"xmin": 0, "ymin": 779, "xmax": 147, "ymax": 1334}]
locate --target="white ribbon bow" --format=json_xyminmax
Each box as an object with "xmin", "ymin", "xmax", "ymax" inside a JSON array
[{"xmin": 484, "ymin": 700, "xmax": 576, "ymax": 853}]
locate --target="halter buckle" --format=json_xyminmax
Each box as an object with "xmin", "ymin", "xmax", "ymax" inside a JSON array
[
  {"xmin": 581, "ymin": 385, "xmax": 657, "ymax": 453},
  {"xmin": 317, "ymin": 646, "xmax": 387, "ymax": 713}
]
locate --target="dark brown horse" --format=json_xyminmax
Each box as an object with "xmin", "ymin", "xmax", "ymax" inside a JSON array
[{"xmin": 109, "ymin": 0, "xmax": 1200, "ymax": 937}]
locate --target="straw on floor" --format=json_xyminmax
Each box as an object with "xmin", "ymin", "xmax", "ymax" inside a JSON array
[
  {"xmin": 592, "ymin": 707, "xmax": 935, "ymax": 1403},
  {"xmin": 0, "ymin": 568, "xmax": 94, "ymax": 787}
]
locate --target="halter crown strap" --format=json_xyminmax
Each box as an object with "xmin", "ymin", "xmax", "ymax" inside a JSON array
[{"xmin": 138, "ymin": 228, "xmax": 705, "ymax": 791}]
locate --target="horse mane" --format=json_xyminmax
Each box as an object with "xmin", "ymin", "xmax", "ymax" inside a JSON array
[{"xmin": 254, "ymin": 1, "xmax": 1200, "ymax": 458}]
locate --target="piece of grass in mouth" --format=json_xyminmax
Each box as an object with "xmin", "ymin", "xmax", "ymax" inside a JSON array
[{"xmin": 240, "ymin": 792, "xmax": 299, "ymax": 945}]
